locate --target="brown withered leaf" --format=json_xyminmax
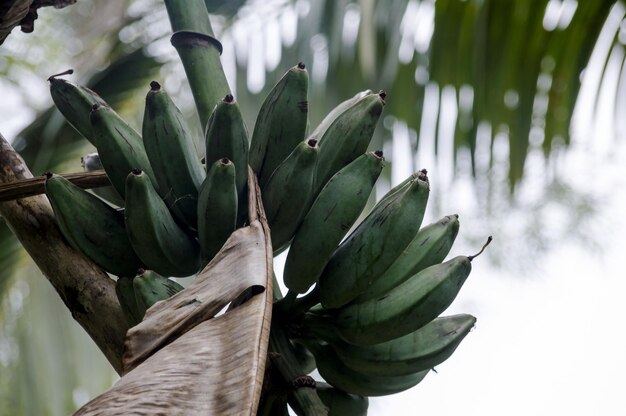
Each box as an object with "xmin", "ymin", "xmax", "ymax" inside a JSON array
[{"xmin": 74, "ymin": 169, "xmax": 273, "ymax": 415}]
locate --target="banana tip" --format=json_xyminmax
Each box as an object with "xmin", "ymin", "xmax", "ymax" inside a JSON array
[
  {"xmin": 468, "ymin": 236, "xmax": 492, "ymax": 261},
  {"xmin": 131, "ymin": 168, "xmax": 143, "ymax": 176},
  {"xmin": 306, "ymin": 138, "xmax": 318, "ymax": 147},
  {"xmin": 378, "ymin": 90, "xmax": 387, "ymax": 102},
  {"xmin": 374, "ymin": 150, "xmax": 384, "ymax": 159},
  {"xmin": 224, "ymin": 94, "xmax": 234, "ymax": 103},
  {"xmin": 150, "ymin": 81, "xmax": 161, "ymax": 91},
  {"xmin": 297, "ymin": 62, "xmax": 306, "ymax": 70},
  {"xmin": 91, "ymin": 103, "xmax": 102, "ymax": 112},
  {"xmin": 43, "ymin": 172, "xmax": 53, "ymax": 180},
  {"xmin": 47, "ymin": 69, "xmax": 74, "ymax": 82}
]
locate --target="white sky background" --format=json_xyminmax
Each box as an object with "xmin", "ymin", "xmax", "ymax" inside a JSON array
[{"xmin": 2, "ymin": 0, "xmax": 626, "ymax": 414}]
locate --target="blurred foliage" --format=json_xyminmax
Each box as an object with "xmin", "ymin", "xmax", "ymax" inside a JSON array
[{"xmin": 0, "ymin": 0, "xmax": 625, "ymax": 414}]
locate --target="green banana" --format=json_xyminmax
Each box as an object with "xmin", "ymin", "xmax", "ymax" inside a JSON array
[
  {"xmin": 316, "ymin": 383, "xmax": 369, "ymax": 416},
  {"xmin": 291, "ymin": 340, "xmax": 316, "ymax": 375},
  {"xmin": 249, "ymin": 63, "xmax": 309, "ymax": 187},
  {"xmin": 283, "ymin": 151, "xmax": 385, "ymax": 293},
  {"xmin": 116, "ymin": 276, "xmax": 143, "ymax": 327},
  {"xmin": 355, "ymin": 214, "xmax": 460, "ymax": 303},
  {"xmin": 308, "ymin": 238, "xmax": 491, "ymax": 345},
  {"xmin": 307, "ymin": 90, "xmax": 372, "ymax": 143},
  {"xmin": 48, "ymin": 70, "xmax": 108, "ymax": 145},
  {"xmin": 197, "ymin": 158, "xmax": 238, "ymax": 265},
  {"xmin": 90, "ymin": 104, "xmax": 156, "ymax": 199},
  {"xmin": 313, "ymin": 91, "xmax": 385, "ymax": 195},
  {"xmin": 133, "ymin": 269, "xmax": 184, "ymax": 318},
  {"xmin": 44, "ymin": 173, "xmax": 142, "ymax": 277},
  {"xmin": 378, "ymin": 169, "xmax": 424, "ymax": 207},
  {"xmin": 124, "ymin": 169, "xmax": 201, "ymax": 277},
  {"xmin": 204, "ymin": 94, "xmax": 250, "ymax": 201},
  {"xmin": 318, "ymin": 171, "xmax": 430, "ymax": 309},
  {"xmin": 307, "ymin": 342, "xmax": 429, "ymax": 397},
  {"xmin": 81, "ymin": 152, "xmax": 125, "ymax": 207},
  {"xmin": 261, "ymin": 139, "xmax": 319, "ymax": 254},
  {"xmin": 143, "ymin": 81, "xmax": 205, "ymax": 229},
  {"xmin": 329, "ymin": 314, "xmax": 476, "ymax": 377}
]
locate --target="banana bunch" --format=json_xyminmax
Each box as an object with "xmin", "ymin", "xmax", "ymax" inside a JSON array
[{"xmin": 47, "ymin": 62, "xmax": 488, "ymax": 413}]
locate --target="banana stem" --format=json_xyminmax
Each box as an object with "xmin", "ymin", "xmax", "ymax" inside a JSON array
[
  {"xmin": 290, "ymin": 287, "xmax": 321, "ymax": 316},
  {"xmin": 269, "ymin": 321, "xmax": 328, "ymax": 415},
  {"xmin": 164, "ymin": 0, "xmax": 230, "ymax": 130}
]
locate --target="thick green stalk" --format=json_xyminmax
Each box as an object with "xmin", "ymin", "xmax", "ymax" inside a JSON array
[
  {"xmin": 164, "ymin": 0, "xmax": 230, "ymax": 130},
  {"xmin": 269, "ymin": 320, "xmax": 328, "ymax": 416}
]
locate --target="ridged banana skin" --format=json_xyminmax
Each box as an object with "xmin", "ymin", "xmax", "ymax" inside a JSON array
[
  {"xmin": 378, "ymin": 170, "xmax": 423, "ymax": 207},
  {"xmin": 283, "ymin": 151, "xmax": 385, "ymax": 293},
  {"xmin": 143, "ymin": 81, "xmax": 205, "ymax": 229},
  {"xmin": 204, "ymin": 95, "xmax": 250, "ymax": 223},
  {"xmin": 49, "ymin": 76, "xmax": 108, "ymax": 145},
  {"xmin": 307, "ymin": 90, "xmax": 372, "ymax": 143},
  {"xmin": 316, "ymin": 383, "xmax": 369, "ymax": 416},
  {"xmin": 45, "ymin": 174, "xmax": 142, "ymax": 277},
  {"xmin": 116, "ymin": 277, "xmax": 143, "ymax": 327},
  {"xmin": 133, "ymin": 271, "xmax": 184, "ymax": 318},
  {"xmin": 262, "ymin": 139, "xmax": 319, "ymax": 253},
  {"xmin": 197, "ymin": 159, "xmax": 238, "ymax": 265},
  {"xmin": 318, "ymin": 172, "xmax": 430, "ymax": 309},
  {"xmin": 355, "ymin": 214, "xmax": 460, "ymax": 303},
  {"xmin": 249, "ymin": 63, "xmax": 309, "ymax": 187},
  {"xmin": 310, "ymin": 343, "xmax": 429, "ymax": 397},
  {"xmin": 81, "ymin": 152, "xmax": 125, "ymax": 207},
  {"xmin": 313, "ymin": 92, "xmax": 385, "ymax": 195},
  {"xmin": 90, "ymin": 105, "xmax": 156, "ymax": 199},
  {"xmin": 332, "ymin": 314, "xmax": 476, "ymax": 377},
  {"xmin": 124, "ymin": 171, "xmax": 201, "ymax": 277},
  {"xmin": 325, "ymin": 255, "xmax": 473, "ymax": 345}
]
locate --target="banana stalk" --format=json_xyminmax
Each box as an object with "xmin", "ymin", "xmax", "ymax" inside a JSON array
[{"xmin": 165, "ymin": 0, "xmax": 230, "ymax": 130}]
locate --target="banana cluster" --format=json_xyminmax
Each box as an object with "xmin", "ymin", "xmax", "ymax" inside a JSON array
[{"xmin": 45, "ymin": 63, "xmax": 486, "ymax": 414}]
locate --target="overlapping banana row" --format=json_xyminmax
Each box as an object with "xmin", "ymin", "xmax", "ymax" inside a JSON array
[{"xmin": 45, "ymin": 63, "xmax": 488, "ymax": 414}]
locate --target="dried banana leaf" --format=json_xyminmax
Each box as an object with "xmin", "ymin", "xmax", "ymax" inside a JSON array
[{"xmin": 75, "ymin": 169, "xmax": 273, "ymax": 416}]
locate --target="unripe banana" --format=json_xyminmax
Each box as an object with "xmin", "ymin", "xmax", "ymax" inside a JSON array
[
  {"xmin": 355, "ymin": 214, "xmax": 460, "ymax": 303},
  {"xmin": 313, "ymin": 91, "xmax": 385, "ymax": 195},
  {"xmin": 48, "ymin": 71, "xmax": 108, "ymax": 145},
  {"xmin": 249, "ymin": 63, "xmax": 309, "ymax": 187},
  {"xmin": 262, "ymin": 139, "xmax": 319, "ymax": 254},
  {"xmin": 143, "ymin": 81, "xmax": 205, "ymax": 229},
  {"xmin": 307, "ymin": 90, "xmax": 372, "ymax": 143},
  {"xmin": 318, "ymin": 170, "xmax": 430, "ymax": 309},
  {"xmin": 307, "ymin": 342, "xmax": 429, "ymax": 397},
  {"xmin": 197, "ymin": 158, "xmax": 237, "ymax": 265},
  {"xmin": 307, "ymin": 238, "xmax": 491, "ymax": 345},
  {"xmin": 133, "ymin": 269, "xmax": 184, "ymax": 318},
  {"xmin": 329, "ymin": 314, "xmax": 476, "ymax": 377},
  {"xmin": 124, "ymin": 170, "xmax": 201, "ymax": 277},
  {"xmin": 44, "ymin": 173, "xmax": 142, "ymax": 277},
  {"xmin": 81, "ymin": 152, "xmax": 125, "ymax": 207},
  {"xmin": 316, "ymin": 383, "xmax": 369, "ymax": 416},
  {"xmin": 204, "ymin": 94, "xmax": 250, "ymax": 201},
  {"xmin": 283, "ymin": 151, "xmax": 385, "ymax": 293},
  {"xmin": 90, "ymin": 104, "xmax": 156, "ymax": 199},
  {"xmin": 378, "ymin": 170, "xmax": 424, "ymax": 207},
  {"xmin": 115, "ymin": 276, "xmax": 143, "ymax": 327},
  {"xmin": 291, "ymin": 340, "xmax": 316, "ymax": 375}
]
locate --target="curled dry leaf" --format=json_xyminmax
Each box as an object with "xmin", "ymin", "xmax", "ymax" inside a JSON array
[{"xmin": 75, "ymin": 168, "xmax": 273, "ymax": 416}]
